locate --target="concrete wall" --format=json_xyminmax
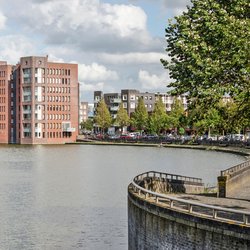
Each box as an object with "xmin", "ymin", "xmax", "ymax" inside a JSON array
[
  {"xmin": 218, "ymin": 162, "xmax": 250, "ymax": 198},
  {"xmin": 226, "ymin": 168, "xmax": 250, "ymax": 198},
  {"xmin": 128, "ymin": 192, "xmax": 250, "ymax": 250},
  {"xmin": 141, "ymin": 177, "xmax": 204, "ymax": 194}
]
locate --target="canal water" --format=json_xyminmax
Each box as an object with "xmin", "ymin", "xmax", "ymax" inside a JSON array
[{"xmin": 0, "ymin": 144, "xmax": 245, "ymax": 249}]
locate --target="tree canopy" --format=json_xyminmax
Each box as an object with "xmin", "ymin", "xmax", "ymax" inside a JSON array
[
  {"xmin": 94, "ymin": 99, "xmax": 112, "ymax": 132},
  {"xmin": 161, "ymin": 0, "xmax": 250, "ymax": 121},
  {"xmin": 131, "ymin": 97, "xmax": 148, "ymax": 131},
  {"xmin": 148, "ymin": 98, "xmax": 168, "ymax": 134},
  {"xmin": 115, "ymin": 103, "xmax": 130, "ymax": 130}
]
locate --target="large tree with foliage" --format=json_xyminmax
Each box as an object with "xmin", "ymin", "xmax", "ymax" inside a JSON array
[
  {"xmin": 194, "ymin": 107, "xmax": 221, "ymax": 137},
  {"xmin": 94, "ymin": 99, "xmax": 112, "ymax": 133},
  {"xmin": 161, "ymin": 0, "xmax": 250, "ymax": 121},
  {"xmin": 148, "ymin": 98, "xmax": 168, "ymax": 134},
  {"xmin": 131, "ymin": 97, "xmax": 148, "ymax": 132},
  {"xmin": 168, "ymin": 98, "xmax": 186, "ymax": 134},
  {"xmin": 115, "ymin": 103, "xmax": 130, "ymax": 132}
]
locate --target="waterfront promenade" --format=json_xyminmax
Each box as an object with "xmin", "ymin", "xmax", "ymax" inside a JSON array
[{"xmin": 128, "ymin": 163, "xmax": 250, "ymax": 249}]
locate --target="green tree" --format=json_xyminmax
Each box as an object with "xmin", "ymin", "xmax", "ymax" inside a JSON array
[
  {"xmin": 161, "ymin": 0, "xmax": 250, "ymax": 121},
  {"xmin": 115, "ymin": 103, "xmax": 130, "ymax": 133},
  {"xmin": 218, "ymin": 99, "xmax": 247, "ymax": 135},
  {"xmin": 148, "ymin": 98, "xmax": 168, "ymax": 134},
  {"xmin": 169, "ymin": 98, "xmax": 186, "ymax": 133},
  {"xmin": 80, "ymin": 118, "xmax": 93, "ymax": 131},
  {"xmin": 194, "ymin": 107, "xmax": 221, "ymax": 137},
  {"xmin": 131, "ymin": 97, "xmax": 148, "ymax": 132},
  {"xmin": 94, "ymin": 99, "xmax": 112, "ymax": 133}
]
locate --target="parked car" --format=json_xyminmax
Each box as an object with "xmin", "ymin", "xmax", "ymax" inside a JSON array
[
  {"xmin": 108, "ymin": 134, "xmax": 120, "ymax": 139},
  {"xmin": 120, "ymin": 134, "xmax": 134, "ymax": 140}
]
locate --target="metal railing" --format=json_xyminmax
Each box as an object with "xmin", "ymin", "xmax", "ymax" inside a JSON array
[
  {"xmin": 134, "ymin": 171, "xmax": 203, "ymax": 185},
  {"xmin": 130, "ymin": 172, "xmax": 250, "ymax": 226},
  {"xmin": 221, "ymin": 160, "xmax": 250, "ymax": 177}
]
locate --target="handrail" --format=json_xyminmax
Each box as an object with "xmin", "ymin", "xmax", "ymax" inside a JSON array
[
  {"xmin": 130, "ymin": 174, "xmax": 250, "ymax": 226},
  {"xmin": 134, "ymin": 171, "xmax": 203, "ymax": 185},
  {"xmin": 221, "ymin": 160, "xmax": 250, "ymax": 177}
]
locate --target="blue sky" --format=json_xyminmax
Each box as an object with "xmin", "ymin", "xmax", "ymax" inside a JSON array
[{"xmin": 0, "ymin": 0, "xmax": 191, "ymax": 102}]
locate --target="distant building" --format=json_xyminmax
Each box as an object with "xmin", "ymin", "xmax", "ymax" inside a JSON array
[
  {"xmin": 0, "ymin": 56, "xmax": 79, "ymax": 144},
  {"xmin": 94, "ymin": 89, "xmax": 188, "ymax": 118},
  {"xmin": 94, "ymin": 91, "xmax": 122, "ymax": 119},
  {"xmin": 79, "ymin": 101, "xmax": 88, "ymax": 123},
  {"xmin": 155, "ymin": 93, "xmax": 188, "ymax": 112}
]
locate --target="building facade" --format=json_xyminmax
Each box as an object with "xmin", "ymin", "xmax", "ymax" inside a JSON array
[
  {"xmin": 0, "ymin": 61, "xmax": 13, "ymax": 143},
  {"xmin": 0, "ymin": 56, "xmax": 79, "ymax": 144},
  {"xmin": 94, "ymin": 91, "xmax": 122, "ymax": 119},
  {"xmin": 94, "ymin": 89, "xmax": 188, "ymax": 118},
  {"xmin": 79, "ymin": 101, "xmax": 88, "ymax": 123}
]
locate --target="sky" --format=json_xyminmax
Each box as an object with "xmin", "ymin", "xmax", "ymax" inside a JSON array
[{"xmin": 0, "ymin": 0, "xmax": 191, "ymax": 102}]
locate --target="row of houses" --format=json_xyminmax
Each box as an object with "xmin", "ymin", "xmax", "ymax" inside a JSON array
[{"xmin": 93, "ymin": 90, "xmax": 188, "ymax": 119}]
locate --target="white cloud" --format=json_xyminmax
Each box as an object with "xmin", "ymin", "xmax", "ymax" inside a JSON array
[
  {"xmin": 78, "ymin": 63, "xmax": 119, "ymax": 82},
  {"xmin": 162, "ymin": 0, "xmax": 191, "ymax": 16},
  {"xmin": 99, "ymin": 52, "xmax": 167, "ymax": 65},
  {"xmin": 0, "ymin": 11, "xmax": 6, "ymax": 29},
  {"xmin": 102, "ymin": 3, "xmax": 147, "ymax": 37},
  {"xmin": 0, "ymin": 35, "xmax": 36, "ymax": 64},
  {"xmin": 80, "ymin": 81, "xmax": 105, "ymax": 92},
  {"xmin": 138, "ymin": 70, "xmax": 170, "ymax": 90},
  {"xmin": 8, "ymin": 0, "xmax": 156, "ymax": 53},
  {"xmin": 80, "ymin": 80, "xmax": 116, "ymax": 102}
]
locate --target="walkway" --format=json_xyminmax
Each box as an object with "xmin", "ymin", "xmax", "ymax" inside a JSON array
[{"xmin": 171, "ymin": 193, "xmax": 250, "ymax": 212}]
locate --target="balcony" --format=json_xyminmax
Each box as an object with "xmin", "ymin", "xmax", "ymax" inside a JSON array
[
  {"xmin": 23, "ymin": 109, "xmax": 32, "ymax": 114},
  {"xmin": 62, "ymin": 121, "xmax": 75, "ymax": 132},
  {"xmin": 110, "ymin": 98, "xmax": 121, "ymax": 104},
  {"xmin": 62, "ymin": 127, "xmax": 76, "ymax": 132},
  {"xmin": 110, "ymin": 106, "xmax": 119, "ymax": 111},
  {"xmin": 23, "ymin": 73, "xmax": 31, "ymax": 78},
  {"xmin": 23, "ymin": 128, "xmax": 31, "ymax": 133}
]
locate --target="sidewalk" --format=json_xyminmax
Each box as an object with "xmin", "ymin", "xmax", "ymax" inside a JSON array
[{"xmin": 171, "ymin": 193, "xmax": 250, "ymax": 212}]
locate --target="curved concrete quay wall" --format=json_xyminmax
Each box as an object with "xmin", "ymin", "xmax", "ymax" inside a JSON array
[{"xmin": 128, "ymin": 191, "xmax": 250, "ymax": 250}]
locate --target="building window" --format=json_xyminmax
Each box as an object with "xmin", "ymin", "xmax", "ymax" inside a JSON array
[
  {"xmin": 123, "ymin": 102, "xmax": 127, "ymax": 108},
  {"xmin": 122, "ymin": 95, "xmax": 127, "ymax": 100}
]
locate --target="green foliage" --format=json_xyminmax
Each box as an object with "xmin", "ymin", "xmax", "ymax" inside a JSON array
[
  {"xmin": 94, "ymin": 99, "xmax": 112, "ymax": 132},
  {"xmin": 115, "ymin": 103, "xmax": 130, "ymax": 128},
  {"xmin": 131, "ymin": 97, "xmax": 148, "ymax": 131},
  {"xmin": 161, "ymin": 0, "xmax": 250, "ymax": 122},
  {"xmin": 148, "ymin": 98, "xmax": 168, "ymax": 134},
  {"xmin": 168, "ymin": 98, "xmax": 186, "ymax": 130},
  {"xmin": 194, "ymin": 107, "xmax": 222, "ymax": 135},
  {"xmin": 80, "ymin": 118, "xmax": 93, "ymax": 131}
]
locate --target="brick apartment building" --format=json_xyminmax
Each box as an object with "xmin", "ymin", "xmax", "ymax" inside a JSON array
[{"xmin": 0, "ymin": 56, "xmax": 79, "ymax": 144}]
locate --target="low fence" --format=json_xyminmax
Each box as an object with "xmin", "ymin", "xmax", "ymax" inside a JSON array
[
  {"xmin": 218, "ymin": 160, "xmax": 250, "ymax": 198},
  {"xmin": 221, "ymin": 160, "xmax": 250, "ymax": 177},
  {"xmin": 130, "ymin": 172, "xmax": 250, "ymax": 226},
  {"xmin": 134, "ymin": 171, "xmax": 204, "ymax": 194}
]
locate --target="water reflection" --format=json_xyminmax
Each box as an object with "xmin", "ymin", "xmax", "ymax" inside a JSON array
[{"xmin": 0, "ymin": 144, "xmax": 244, "ymax": 249}]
